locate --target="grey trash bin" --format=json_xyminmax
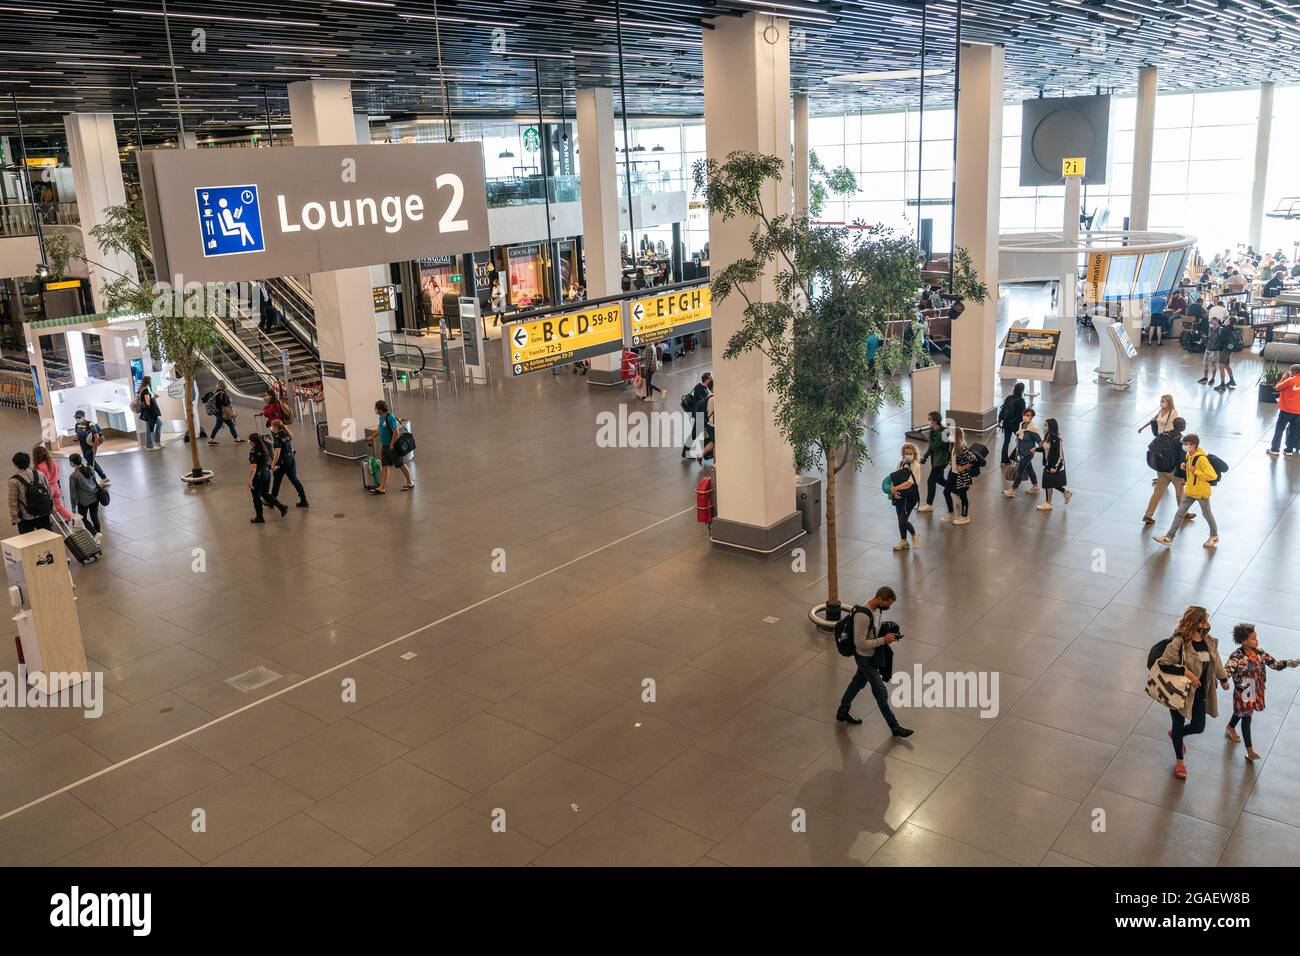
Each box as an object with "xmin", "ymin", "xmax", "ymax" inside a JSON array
[{"xmin": 795, "ymin": 475, "xmax": 822, "ymax": 533}]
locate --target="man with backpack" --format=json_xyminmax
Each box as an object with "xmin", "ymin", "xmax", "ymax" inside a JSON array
[
  {"xmin": 997, "ymin": 382, "xmax": 1027, "ymax": 465},
  {"xmin": 681, "ymin": 372, "xmax": 712, "ymax": 459},
  {"xmin": 834, "ymin": 586, "xmax": 912, "ymax": 737},
  {"xmin": 1212, "ymin": 318, "xmax": 1241, "ymax": 391},
  {"xmin": 1154, "ymin": 434, "xmax": 1222, "ymax": 549},
  {"xmin": 73, "ymin": 410, "xmax": 108, "ymax": 483},
  {"xmin": 1143, "ymin": 416, "xmax": 1193, "ymax": 526},
  {"xmin": 8, "ymin": 451, "xmax": 54, "ymax": 533}
]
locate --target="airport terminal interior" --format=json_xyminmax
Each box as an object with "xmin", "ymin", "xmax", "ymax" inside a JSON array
[{"xmin": 1, "ymin": 0, "xmax": 1300, "ymax": 871}]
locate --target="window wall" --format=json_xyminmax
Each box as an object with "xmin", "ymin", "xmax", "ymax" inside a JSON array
[{"xmin": 806, "ymin": 85, "xmax": 1285, "ymax": 264}]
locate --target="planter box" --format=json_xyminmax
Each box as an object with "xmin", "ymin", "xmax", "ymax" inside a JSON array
[{"xmin": 1259, "ymin": 382, "xmax": 1279, "ymax": 404}]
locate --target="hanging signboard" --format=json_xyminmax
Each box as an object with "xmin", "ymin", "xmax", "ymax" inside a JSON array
[
  {"xmin": 139, "ymin": 143, "xmax": 489, "ymax": 284},
  {"xmin": 625, "ymin": 284, "xmax": 711, "ymax": 347},
  {"xmin": 1084, "ymin": 251, "xmax": 1109, "ymax": 304},
  {"xmin": 999, "ymin": 327, "xmax": 1061, "ymax": 382},
  {"xmin": 503, "ymin": 302, "xmax": 623, "ymax": 376}
]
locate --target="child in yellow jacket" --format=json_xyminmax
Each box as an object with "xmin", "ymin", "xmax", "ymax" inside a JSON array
[{"xmin": 1154, "ymin": 433, "xmax": 1219, "ymax": 549}]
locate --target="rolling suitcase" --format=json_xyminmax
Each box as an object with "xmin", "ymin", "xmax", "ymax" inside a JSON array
[
  {"xmin": 361, "ymin": 455, "xmax": 380, "ymax": 490},
  {"xmin": 53, "ymin": 513, "xmax": 101, "ymax": 565}
]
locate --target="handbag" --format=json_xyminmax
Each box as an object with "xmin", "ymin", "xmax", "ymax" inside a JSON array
[
  {"xmin": 221, "ymin": 404, "xmax": 236, "ymax": 422},
  {"xmin": 1002, "ymin": 461, "xmax": 1018, "ymax": 481},
  {"xmin": 1146, "ymin": 661, "xmax": 1191, "ymax": 711},
  {"xmin": 393, "ymin": 430, "xmax": 416, "ymax": 457}
]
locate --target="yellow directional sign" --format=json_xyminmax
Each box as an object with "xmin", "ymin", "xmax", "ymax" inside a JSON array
[
  {"xmin": 1062, "ymin": 156, "xmax": 1086, "ymax": 178},
  {"xmin": 503, "ymin": 302, "xmax": 624, "ymax": 376},
  {"xmin": 626, "ymin": 285, "xmax": 711, "ymax": 347}
]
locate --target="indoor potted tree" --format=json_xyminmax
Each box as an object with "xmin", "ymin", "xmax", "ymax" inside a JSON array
[
  {"xmin": 695, "ymin": 150, "xmax": 947, "ymax": 628},
  {"xmin": 47, "ymin": 202, "xmax": 223, "ymax": 484}
]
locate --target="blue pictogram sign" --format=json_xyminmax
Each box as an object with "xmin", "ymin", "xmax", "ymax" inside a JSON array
[{"xmin": 196, "ymin": 184, "xmax": 265, "ymax": 258}]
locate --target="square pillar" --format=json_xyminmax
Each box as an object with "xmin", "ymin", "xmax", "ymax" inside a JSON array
[
  {"xmin": 1248, "ymin": 82, "xmax": 1274, "ymax": 252},
  {"xmin": 287, "ymin": 79, "xmax": 383, "ymax": 457},
  {"xmin": 576, "ymin": 87, "xmax": 623, "ymax": 385},
  {"xmin": 703, "ymin": 11, "xmax": 802, "ymax": 554},
  {"xmin": 1130, "ymin": 66, "xmax": 1157, "ymax": 233},
  {"xmin": 948, "ymin": 43, "xmax": 1003, "ymax": 431},
  {"xmin": 63, "ymin": 113, "xmax": 136, "ymax": 313}
]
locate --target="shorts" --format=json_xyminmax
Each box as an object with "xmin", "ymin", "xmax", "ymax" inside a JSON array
[
  {"xmin": 381, "ymin": 446, "xmax": 399, "ymax": 467},
  {"xmin": 1204, "ymin": 349, "xmax": 1221, "ymax": 367}
]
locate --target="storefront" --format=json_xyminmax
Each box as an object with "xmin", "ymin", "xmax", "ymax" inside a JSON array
[
  {"xmin": 416, "ymin": 255, "xmax": 465, "ymax": 323},
  {"xmin": 505, "ymin": 243, "xmax": 548, "ymax": 309}
]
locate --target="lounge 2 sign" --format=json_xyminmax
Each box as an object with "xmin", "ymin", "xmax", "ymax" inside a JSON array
[{"xmin": 141, "ymin": 143, "xmax": 489, "ymax": 283}]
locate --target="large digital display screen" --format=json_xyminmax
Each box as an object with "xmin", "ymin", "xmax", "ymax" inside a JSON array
[
  {"xmin": 1103, "ymin": 254, "xmax": 1139, "ymax": 300},
  {"xmin": 1134, "ymin": 252, "xmax": 1166, "ymax": 297},
  {"xmin": 1157, "ymin": 247, "xmax": 1189, "ymax": 295}
]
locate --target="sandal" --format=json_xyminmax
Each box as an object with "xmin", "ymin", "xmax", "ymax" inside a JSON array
[
  {"xmin": 401, "ymin": 484, "xmax": 414, "ymax": 492},
  {"xmin": 1225, "ymin": 726, "xmax": 1241, "ymax": 743},
  {"xmin": 1173, "ymin": 764, "xmax": 1187, "ymax": 780},
  {"xmin": 370, "ymin": 488, "xmax": 386, "ymax": 495}
]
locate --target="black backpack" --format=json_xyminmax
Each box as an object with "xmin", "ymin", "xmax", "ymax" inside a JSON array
[
  {"xmin": 1148, "ymin": 637, "xmax": 1174, "ymax": 670},
  {"xmin": 680, "ymin": 392, "xmax": 696, "ymax": 415},
  {"xmin": 834, "ymin": 606, "xmax": 874, "ymax": 658},
  {"xmin": 13, "ymin": 473, "xmax": 53, "ymax": 518},
  {"xmin": 1205, "ymin": 453, "xmax": 1229, "ymax": 486},
  {"xmin": 1146, "ymin": 433, "xmax": 1178, "ymax": 474}
]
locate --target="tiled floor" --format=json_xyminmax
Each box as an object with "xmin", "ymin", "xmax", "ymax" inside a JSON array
[{"xmin": 3, "ymin": 292, "xmax": 1300, "ymax": 867}]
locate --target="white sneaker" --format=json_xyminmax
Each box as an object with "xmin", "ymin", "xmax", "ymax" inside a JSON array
[
  {"xmin": 940, "ymin": 512, "xmax": 956, "ymax": 523},
  {"xmin": 952, "ymin": 516, "xmax": 970, "ymax": 526},
  {"xmin": 1003, "ymin": 489, "xmax": 1015, "ymax": 498},
  {"xmin": 910, "ymin": 532, "xmax": 920, "ymax": 548},
  {"xmin": 917, "ymin": 504, "xmax": 933, "ymax": 513},
  {"xmin": 1036, "ymin": 502, "xmax": 1053, "ymax": 511},
  {"xmin": 892, "ymin": 540, "xmax": 910, "ymax": 552},
  {"xmin": 1063, "ymin": 490, "xmax": 1073, "ymax": 503},
  {"xmin": 93, "ymin": 532, "xmax": 103, "ymax": 542},
  {"xmin": 1203, "ymin": 535, "xmax": 1219, "ymax": 549}
]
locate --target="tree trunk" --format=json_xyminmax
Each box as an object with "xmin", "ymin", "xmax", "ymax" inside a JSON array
[
  {"xmin": 183, "ymin": 369, "xmax": 204, "ymax": 478},
  {"xmin": 824, "ymin": 442, "xmax": 839, "ymax": 619}
]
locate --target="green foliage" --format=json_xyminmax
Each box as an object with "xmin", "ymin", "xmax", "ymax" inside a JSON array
[
  {"xmin": 693, "ymin": 150, "xmax": 929, "ymax": 476},
  {"xmin": 949, "ymin": 246, "xmax": 989, "ymax": 306},
  {"xmin": 1264, "ymin": 361, "xmax": 1284, "ymax": 385}
]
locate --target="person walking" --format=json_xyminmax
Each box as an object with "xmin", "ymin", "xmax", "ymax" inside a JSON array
[
  {"xmin": 1157, "ymin": 605, "xmax": 1228, "ymax": 781},
  {"xmin": 835, "ymin": 586, "xmax": 912, "ymax": 737},
  {"xmin": 137, "ymin": 375, "xmax": 163, "ymax": 450},
  {"xmin": 31, "ymin": 444, "xmax": 72, "ymax": 521},
  {"xmin": 997, "ymin": 382, "xmax": 1026, "ymax": 465},
  {"xmin": 1267, "ymin": 363, "xmax": 1300, "ymax": 457},
  {"xmin": 1141, "ymin": 394, "xmax": 1179, "ymax": 437},
  {"xmin": 1003, "ymin": 407, "xmax": 1042, "ymax": 497},
  {"xmin": 207, "ymin": 381, "xmax": 243, "ymax": 445},
  {"xmin": 373, "ymin": 400, "xmax": 413, "ymax": 495},
  {"xmin": 1036, "ymin": 418, "xmax": 1072, "ymax": 511},
  {"xmin": 1224, "ymin": 623, "xmax": 1297, "ymax": 762},
  {"xmin": 73, "ymin": 410, "xmax": 108, "ymax": 483},
  {"xmin": 261, "ymin": 390, "xmax": 287, "ymax": 432},
  {"xmin": 942, "ymin": 427, "xmax": 977, "ymax": 526},
  {"xmin": 1143, "ymin": 416, "xmax": 1195, "ymax": 526},
  {"xmin": 889, "ymin": 443, "xmax": 922, "ymax": 551},
  {"xmin": 269, "ymin": 420, "xmax": 308, "ymax": 508},
  {"xmin": 916, "ymin": 411, "xmax": 950, "ymax": 514},
  {"xmin": 8, "ymin": 451, "xmax": 53, "ymax": 534},
  {"xmin": 247, "ymin": 432, "xmax": 288, "ymax": 523},
  {"xmin": 67, "ymin": 452, "xmax": 102, "ymax": 541},
  {"xmin": 1153, "ymin": 433, "xmax": 1219, "ymax": 548},
  {"xmin": 642, "ymin": 343, "xmax": 665, "ymax": 401},
  {"xmin": 682, "ymin": 372, "xmax": 712, "ymax": 459}
]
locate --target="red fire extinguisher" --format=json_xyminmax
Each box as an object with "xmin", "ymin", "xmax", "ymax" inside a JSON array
[{"xmin": 695, "ymin": 476, "xmax": 714, "ymax": 525}]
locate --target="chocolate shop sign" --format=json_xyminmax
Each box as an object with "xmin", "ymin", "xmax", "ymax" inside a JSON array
[{"xmin": 139, "ymin": 143, "xmax": 489, "ymax": 284}]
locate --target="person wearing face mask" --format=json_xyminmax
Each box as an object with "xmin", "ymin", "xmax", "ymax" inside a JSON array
[
  {"xmin": 917, "ymin": 411, "xmax": 950, "ymax": 515},
  {"xmin": 1003, "ymin": 407, "xmax": 1042, "ymax": 498},
  {"xmin": 1153, "ymin": 433, "xmax": 1219, "ymax": 549},
  {"xmin": 888, "ymin": 443, "xmax": 922, "ymax": 551},
  {"xmin": 1036, "ymin": 418, "xmax": 1072, "ymax": 511},
  {"xmin": 835, "ymin": 586, "xmax": 912, "ymax": 738},
  {"xmin": 996, "ymin": 382, "xmax": 1026, "ymax": 465},
  {"xmin": 1156, "ymin": 605, "xmax": 1228, "ymax": 781}
]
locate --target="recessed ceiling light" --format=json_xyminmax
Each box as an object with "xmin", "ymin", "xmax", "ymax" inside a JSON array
[
  {"xmin": 111, "ymin": 8, "xmax": 320, "ymax": 28},
  {"xmin": 827, "ymin": 68, "xmax": 950, "ymax": 83}
]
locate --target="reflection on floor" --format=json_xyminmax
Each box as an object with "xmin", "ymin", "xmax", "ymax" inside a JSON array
[{"xmin": 1, "ymin": 314, "xmax": 1299, "ymax": 867}]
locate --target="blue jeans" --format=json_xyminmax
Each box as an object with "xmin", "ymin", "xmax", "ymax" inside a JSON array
[
  {"xmin": 272, "ymin": 457, "xmax": 306, "ymax": 502},
  {"xmin": 211, "ymin": 415, "xmax": 239, "ymax": 440},
  {"xmin": 1013, "ymin": 457, "xmax": 1037, "ymax": 489},
  {"xmin": 1270, "ymin": 410, "xmax": 1300, "ymax": 452},
  {"xmin": 838, "ymin": 653, "xmax": 899, "ymax": 729},
  {"xmin": 143, "ymin": 417, "xmax": 162, "ymax": 448}
]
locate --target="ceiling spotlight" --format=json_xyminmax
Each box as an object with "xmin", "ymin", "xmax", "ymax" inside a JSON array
[
  {"xmin": 35, "ymin": 262, "xmax": 49, "ymax": 279},
  {"xmin": 498, "ymin": 149, "xmax": 515, "ymax": 158}
]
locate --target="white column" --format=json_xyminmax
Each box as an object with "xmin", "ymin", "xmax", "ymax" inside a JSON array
[
  {"xmin": 1130, "ymin": 65, "xmax": 1157, "ymax": 232},
  {"xmin": 576, "ymin": 87, "xmax": 623, "ymax": 385},
  {"xmin": 1055, "ymin": 174, "xmax": 1080, "ymax": 384},
  {"xmin": 63, "ymin": 113, "xmax": 135, "ymax": 313},
  {"xmin": 949, "ymin": 43, "xmax": 1003, "ymax": 430},
  {"xmin": 702, "ymin": 11, "xmax": 802, "ymax": 553},
  {"xmin": 287, "ymin": 79, "xmax": 383, "ymax": 456},
  {"xmin": 1248, "ymin": 81, "xmax": 1274, "ymax": 253},
  {"xmin": 794, "ymin": 93, "xmax": 810, "ymax": 219}
]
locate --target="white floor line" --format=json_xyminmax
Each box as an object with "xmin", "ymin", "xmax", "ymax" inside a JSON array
[{"xmin": 0, "ymin": 505, "xmax": 697, "ymax": 824}]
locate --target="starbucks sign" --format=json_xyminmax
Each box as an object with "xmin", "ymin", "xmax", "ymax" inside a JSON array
[{"xmin": 522, "ymin": 127, "xmax": 541, "ymax": 152}]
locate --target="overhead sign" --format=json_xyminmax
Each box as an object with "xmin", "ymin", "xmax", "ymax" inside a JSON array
[
  {"xmin": 503, "ymin": 303, "xmax": 623, "ymax": 376},
  {"xmin": 626, "ymin": 285, "xmax": 711, "ymax": 346},
  {"xmin": 1085, "ymin": 251, "xmax": 1109, "ymax": 304},
  {"xmin": 999, "ymin": 327, "xmax": 1061, "ymax": 382},
  {"xmin": 140, "ymin": 142, "xmax": 489, "ymax": 284},
  {"xmin": 1061, "ymin": 156, "xmax": 1086, "ymax": 178}
]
